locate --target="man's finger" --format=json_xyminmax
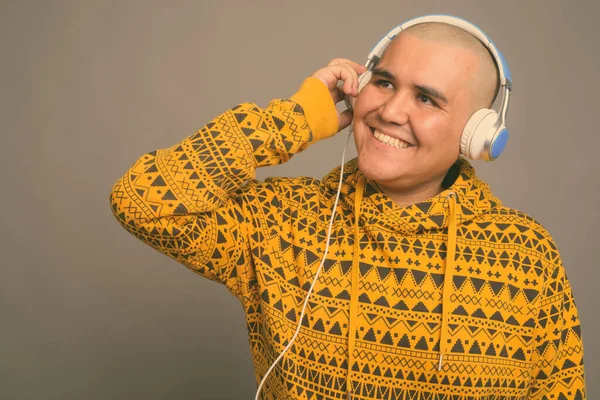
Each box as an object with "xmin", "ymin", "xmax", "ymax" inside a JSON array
[
  {"xmin": 340, "ymin": 64, "xmax": 355, "ymax": 95},
  {"xmin": 328, "ymin": 58, "xmax": 366, "ymax": 70},
  {"xmin": 328, "ymin": 58, "xmax": 351, "ymax": 66},
  {"xmin": 353, "ymin": 64, "xmax": 368, "ymax": 74},
  {"xmin": 324, "ymin": 64, "xmax": 355, "ymax": 95}
]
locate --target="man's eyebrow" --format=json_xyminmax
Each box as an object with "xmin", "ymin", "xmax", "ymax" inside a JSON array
[
  {"xmin": 371, "ymin": 67, "xmax": 395, "ymax": 81},
  {"xmin": 371, "ymin": 67, "xmax": 449, "ymax": 105}
]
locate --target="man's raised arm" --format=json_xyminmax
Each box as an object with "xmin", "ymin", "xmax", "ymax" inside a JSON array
[{"xmin": 107, "ymin": 77, "xmax": 340, "ymax": 296}]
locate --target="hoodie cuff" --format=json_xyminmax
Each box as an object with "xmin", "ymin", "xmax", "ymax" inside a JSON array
[{"xmin": 290, "ymin": 77, "xmax": 339, "ymax": 142}]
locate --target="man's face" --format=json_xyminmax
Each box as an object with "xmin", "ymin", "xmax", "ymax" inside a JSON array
[{"xmin": 352, "ymin": 33, "xmax": 480, "ymax": 196}]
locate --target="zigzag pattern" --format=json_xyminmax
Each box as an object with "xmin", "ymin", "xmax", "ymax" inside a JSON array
[{"xmin": 110, "ymin": 85, "xmax": 586, "ymax": 399}]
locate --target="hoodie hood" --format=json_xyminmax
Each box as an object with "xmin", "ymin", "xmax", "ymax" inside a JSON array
[
  {"xmin": 322, "ymin": 156, "xmax": 503, "ymax": 386},
  {"xmin": 323, "ymin": 156, "xmax": 502, "ymax": 235}
]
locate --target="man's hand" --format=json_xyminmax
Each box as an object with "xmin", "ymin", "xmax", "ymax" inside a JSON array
[{"xmin": 311, "ymin": 58, "xmax": 368, "ymax": 131}]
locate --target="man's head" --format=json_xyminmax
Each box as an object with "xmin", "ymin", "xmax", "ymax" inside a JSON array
[{"xmin": 352, "ymin": 22, "xmax": 500, "ymax": 205}]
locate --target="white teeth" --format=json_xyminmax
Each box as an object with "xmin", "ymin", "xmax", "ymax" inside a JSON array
[{"xmin": 373, "ymin": 129, "xmax": 411, "ymax": 149}]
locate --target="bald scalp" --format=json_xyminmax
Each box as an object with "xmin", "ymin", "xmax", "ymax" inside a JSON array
[{"xmin": 399, "ymin": 22, "xmax": 500, "ymax": 110}]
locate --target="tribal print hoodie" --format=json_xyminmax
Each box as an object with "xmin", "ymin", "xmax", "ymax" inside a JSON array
[{"xmin": 109, "ymin": 77, "xmax": 586, "ymax": 400}]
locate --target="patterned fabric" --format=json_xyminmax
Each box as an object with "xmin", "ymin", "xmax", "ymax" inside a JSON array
[{"xmin": 109, "ymin": 77, "xmax": 586, "ymax": 399}]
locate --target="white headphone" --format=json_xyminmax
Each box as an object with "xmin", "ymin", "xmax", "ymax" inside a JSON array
[{"xmin": 346, "ymin": 14, "xmax": 512, "ymax": 161}]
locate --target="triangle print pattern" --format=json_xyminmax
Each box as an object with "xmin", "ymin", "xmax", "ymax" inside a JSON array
[{"xmin": 110, "ymin": 80, "xmax": 586, "ymax": 399}]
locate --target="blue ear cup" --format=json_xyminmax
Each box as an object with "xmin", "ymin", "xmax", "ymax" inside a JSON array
[{"xmin": 345, "ymin": 71, "xmax": 372, "ymax": 111}]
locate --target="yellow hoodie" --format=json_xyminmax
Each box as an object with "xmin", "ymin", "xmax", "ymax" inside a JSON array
[{"xmin": 109, "ymin": 77, "xmax": 586, "ymax": 399}]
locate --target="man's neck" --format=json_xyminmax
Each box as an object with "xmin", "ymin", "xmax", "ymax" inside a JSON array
[{"xmin": 375, "ymin": 180, "xmax": 445, "ymax": 208}]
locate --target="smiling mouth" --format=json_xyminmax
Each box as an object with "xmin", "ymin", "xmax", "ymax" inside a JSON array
[{"xmin": 370, "ymin": 128, "xmax": 414, "ymax": 149}]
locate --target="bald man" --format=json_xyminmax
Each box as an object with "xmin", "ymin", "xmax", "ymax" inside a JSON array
[
  {"xmin": 314, "ymin": 22, "xmax": 501, "ymax": 206},
  {"xmin": 110, "ymin": 20, "xmax": 587, "ymax": 400}
]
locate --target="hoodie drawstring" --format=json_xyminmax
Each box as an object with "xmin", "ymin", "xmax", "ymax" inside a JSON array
[
  {"xmin": 438, "ymin": 191, "xmax": 457, "ymax": 371},
  {"xmin": 346, "ymin": 180, "xmax": 458, "ymax": 393},
  {"xmin": 347, "ymin": 174, "xmax": 365, "ymax": 396}
]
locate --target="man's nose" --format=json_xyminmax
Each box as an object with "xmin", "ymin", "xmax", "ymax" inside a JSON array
[{"xmin": 378, "ymin": 92, "xmax": 409, "ymax": 126}]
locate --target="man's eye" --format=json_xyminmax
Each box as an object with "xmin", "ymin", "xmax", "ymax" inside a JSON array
[
  {"xmin": 417, "ymin": 94, "xmax": 437, "ymax": 106},
  {"xmin": 374, "ymin": 79, "xmax": 393, "ymax": 89}
]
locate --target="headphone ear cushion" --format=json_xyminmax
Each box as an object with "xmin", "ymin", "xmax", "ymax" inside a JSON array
[
  {"xmin": 358, "ymin": 71, "xmax": 372, "ymax": 92},
  {"xmin": 347, "ymin": 71, "xmax": 372, "ymax": 109},
  {"xmin": 460, "ymin": 108, "xmax": 498, "ymax": 159}
]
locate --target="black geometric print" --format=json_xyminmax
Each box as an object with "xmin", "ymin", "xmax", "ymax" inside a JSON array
[{"xmin": 110, "ymin": 79, "xmax": 586, "ymax": 400}]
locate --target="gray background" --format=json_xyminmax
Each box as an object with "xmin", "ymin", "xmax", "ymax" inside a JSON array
[{"xmin": 1, "ymin": 1, "xmax": 597, "ymax": 399}]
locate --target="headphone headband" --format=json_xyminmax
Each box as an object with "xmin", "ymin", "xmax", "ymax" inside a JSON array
[{"xmin": 372, "ymin": 15, "xmax": 512, "ymax": 89}]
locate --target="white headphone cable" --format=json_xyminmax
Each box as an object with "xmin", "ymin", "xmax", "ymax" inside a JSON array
[{"xmin": 254, "ymin": 126, "xmax": 354, "ymax": 400}]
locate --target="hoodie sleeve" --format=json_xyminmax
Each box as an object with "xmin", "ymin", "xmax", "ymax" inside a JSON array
[
  {"xmin": 109, "ymin": 77, "xmax": 338, "ymax": 297},
  {"xmin": 527, "ymin": 249, "xmax": 587, "ymax": 399}
]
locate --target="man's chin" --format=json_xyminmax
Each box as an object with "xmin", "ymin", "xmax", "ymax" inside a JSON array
[{"xmin": 357, "ymin": 157, "xmax": 405, "ymax": 185}]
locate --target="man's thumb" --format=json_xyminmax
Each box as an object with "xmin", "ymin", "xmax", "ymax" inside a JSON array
[{"xmin": 338, "ymin": 109, "xmax": 353, "ymax": 131}]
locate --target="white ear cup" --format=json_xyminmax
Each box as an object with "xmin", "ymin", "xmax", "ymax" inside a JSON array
[
  {"xmin": 460, "ymin": 108, "xmax": 499, "ymax": 160},
  {"xmin": 346, "ymin": 71, "xmax": 372, "ymax": 110}
]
